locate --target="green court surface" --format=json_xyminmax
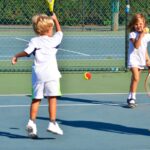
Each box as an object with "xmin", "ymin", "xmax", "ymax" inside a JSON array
[{"xmin": 0, "ymin": 71, "xmax": 148, "ymax": 95}]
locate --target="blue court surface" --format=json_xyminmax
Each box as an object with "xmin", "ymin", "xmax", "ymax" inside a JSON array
[
  {"xmin": 0, "ymin": 93, "xmax": 150, "ymax": 150},
  {"xmin": 0, "ymin": 35, "xmax": 125, "ymax": 60}
]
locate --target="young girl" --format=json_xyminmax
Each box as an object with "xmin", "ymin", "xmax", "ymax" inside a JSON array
[
  {"xmin": 127, "ymin": 13, "xmax": 150, "ymax": 108},
  {"xmin": 11, "ymin": 13, "xmax": 63, "ymax": 138}
]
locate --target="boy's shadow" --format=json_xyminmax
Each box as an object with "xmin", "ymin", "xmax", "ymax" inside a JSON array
[
  {"xmin": 0, "ymin": 130, "xmax": 55, "ymax": 140},
  {"xmin": 0, "ymin": 131, "xmax": 28, "ymax": 139},
  {"xmin": 37, "ymin": 116, "xmax": 150, "ymax": 136},
  {"xmin": 58, "ymin": 96, "xmax": 124, "ymax": 106},
  {"xmin": 27, "ymin": 95, "xmax": 126, "ymax": 107}
]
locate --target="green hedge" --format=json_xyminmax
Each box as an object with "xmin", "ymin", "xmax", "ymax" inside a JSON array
[{"xmin": 0, "ymin": 0, "xmax": 149, "ymax": 26}]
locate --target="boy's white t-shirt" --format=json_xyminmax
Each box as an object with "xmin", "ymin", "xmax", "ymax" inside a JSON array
[
  {"xmin": 128, "ymin": 31, "xmax": 150, "ymax": 68},
  {"xmin": 24, "ymin": 31, "xmax": 63, "ymax": 83}
]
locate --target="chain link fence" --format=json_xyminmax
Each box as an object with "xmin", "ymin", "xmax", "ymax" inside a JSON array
[{"xmin": 0, "ymin": 0, "xmax": 149, "ymax": 72}]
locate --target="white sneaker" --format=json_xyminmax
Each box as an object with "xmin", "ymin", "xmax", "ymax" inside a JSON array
[
  {"xmin": 47, "ymin": 122, "xmax": 63, "ymax": 135},
  {"xmin": 26, "ymin": 120, "xmax": 38, "ymax": 139}
]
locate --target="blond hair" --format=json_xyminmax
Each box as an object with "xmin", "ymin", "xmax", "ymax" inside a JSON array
[
  {"xmin": 127, "ymin": 13, "xmax": 147, "ymax": 32},
  {"xmin": 32, "ymin": 14, "xmax": 54, "ymax": 35}
]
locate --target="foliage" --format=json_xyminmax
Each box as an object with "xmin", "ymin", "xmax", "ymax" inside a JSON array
[{"xmin": 0, "ymin": 0, "xmax": 149, "ymax": 27}]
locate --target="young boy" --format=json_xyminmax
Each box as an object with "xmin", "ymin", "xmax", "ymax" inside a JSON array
[{"xmin": 11, "ymin": 13, "xmax": 63, "ymax": 138}]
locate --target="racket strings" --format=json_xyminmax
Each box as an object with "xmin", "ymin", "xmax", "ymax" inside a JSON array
[{"xmin": 145, "ymin": 75, "xmax": 150, "ymax": 96}]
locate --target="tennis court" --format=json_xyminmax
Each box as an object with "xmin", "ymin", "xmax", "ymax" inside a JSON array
[
  {"xmin": 0, "ymin": 31, "xmax": 125, "ymax": 72},
  {"xmin": 0, "ymin": 26, "xmax": 150, "ymax": 150},
  {"xmin": 1, "ymin": 32, "xmax": 150, "ymax": 72},
  {"xmin": 0, "ymin": 71, "xmax": 150, "ymax": 150},
  {"xmin": 1, "ymin": 1, "xmax": 150, "ymax": 149},
  {"xmin": 0, "ymin": 34, "xmax": 125, "ymax": 59},
  {"xmin": 1, "ymin": 92, "xmax": 150, "ymax": 150}
]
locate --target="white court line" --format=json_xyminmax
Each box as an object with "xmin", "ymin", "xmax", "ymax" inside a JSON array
[
  {"xmin": 64, "ymin": 35, "xmax": 124, "ymax": 38},
  {"xmin": 0, "ymin": 103, "xmax": 123, "ymax": 108},
  {"xmin": 15, "ymin": 37, "xmax": 29, "ymax": 42},
  {"xmin": 0, "ymin": 93, "xmax": 148, "ymax": 108},
  {"xmin": 58, "ymin": 48, "xmax": 90, "ymax": 56},
  {"xmin": 0, "ymin": 93, "xmax": 130, "ymax": 97},
  {"xmin": 0, "ymin": 92, "xmax": 147, "ymax": 97},
  {"xmin": 0, "ymin": 102, "xmax": 150, "ymax": 108},
  {"xmin": 15, "ymin": 37, "xmax": 90, "ymax": 56}
]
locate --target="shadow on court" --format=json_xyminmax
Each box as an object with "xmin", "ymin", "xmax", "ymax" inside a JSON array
[
  {"xmin": 0, "ymin": 131, "xmax": 28, "ymax": 139},
  {"xmin": 0, "ymin": 130, "xmax": 55, "ymax": 140},
  {"xmin": 1, "ymin": 94, "xmax": 150, "ymax": 150},
  {"xmin": 37, "ymin": 116, "xmax": 150, "ymax": 137},
  {"xmin": 58, "ymin": 96, "xmax": 124, "ymax": 106}
]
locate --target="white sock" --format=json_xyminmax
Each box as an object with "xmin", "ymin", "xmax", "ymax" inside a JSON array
[
  {"xmin": 128, "ymin": 92, "xmax": 132, "ymax": 99},
  {"xmin": 131, "ymin": 93, "xmax": 136, "ymax": 99},
  {"xmin": 28, "ymin": 119, "xmax": 35, "ymax": 125}
]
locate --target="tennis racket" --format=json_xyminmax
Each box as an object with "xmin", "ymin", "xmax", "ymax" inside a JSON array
[
  {"xmin": 144, "ymin": 66, "xmax": 150, "ymax": 97},
  {"xmin": 46, "ymin": 0, "xmax": 55, "ymax": 16}
]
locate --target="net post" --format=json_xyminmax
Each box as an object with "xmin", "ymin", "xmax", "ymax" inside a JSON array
[{"xmin": 125, "ymin": 0, "xmax": 130, "ymax": 71}]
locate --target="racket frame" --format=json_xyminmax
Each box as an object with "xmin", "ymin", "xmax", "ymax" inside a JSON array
[
  {"xmin": 46, "ymin": 0, "xmax": 55, "ymax": 16},
  {"xmin": 144, "ymin": 67, "xmax": 150, "ymax": 97}
]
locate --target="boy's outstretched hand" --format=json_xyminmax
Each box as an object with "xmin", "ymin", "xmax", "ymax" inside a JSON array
[{"xmin": 11, "ymin": 56, "xmax": 17, "ymax": 65}]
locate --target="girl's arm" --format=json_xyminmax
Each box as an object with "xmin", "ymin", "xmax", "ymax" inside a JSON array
[
  {"xmin": 146, "ymin": 49, "xmax": 150, "ymax": 66},
  {"xmin": 12, "ymin": 51, "xmax": 29, "ymax": 65},
  {"xmin": 131, "ymin": 32, "xmax": 145, "ymax": 49}
]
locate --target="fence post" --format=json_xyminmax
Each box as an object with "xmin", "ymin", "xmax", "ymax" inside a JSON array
[
  {"xmin": 82, "ymin": 0, "xmax": 85, "ymax": 31},
  {"xmin": 125, "ymin": 0, "xmax": 130, "ymax": 71},
  {"xmin": 111, "ymin": 0, "xmax": 119, "ymax": 31}
]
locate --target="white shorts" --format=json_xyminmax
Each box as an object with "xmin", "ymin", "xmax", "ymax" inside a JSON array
[{"xmin": 32, "ymin": 79, "xmax": 61, "ymax": 99}]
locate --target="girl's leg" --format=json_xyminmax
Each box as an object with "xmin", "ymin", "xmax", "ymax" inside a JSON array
[
  {"xmin": 127, "ymin": 67, "xmax": 141, "ymax": 108},
  {"xmin": 129, "ymin": 67, "xmax": 141, "ymax": 99}
]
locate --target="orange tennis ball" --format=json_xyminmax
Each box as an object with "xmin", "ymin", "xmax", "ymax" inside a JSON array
[{"xmin": 84, "ymin": 72, "xmax": 92, "ymax": 80}]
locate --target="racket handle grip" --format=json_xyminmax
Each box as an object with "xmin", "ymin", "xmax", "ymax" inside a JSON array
[
  {"xmin": 47, "ymin": 9, "xmax": 53, "ymax": 16},
  {"xmin": 49, "ymin": 12, "xmax": 53, "ymax": 16}
]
